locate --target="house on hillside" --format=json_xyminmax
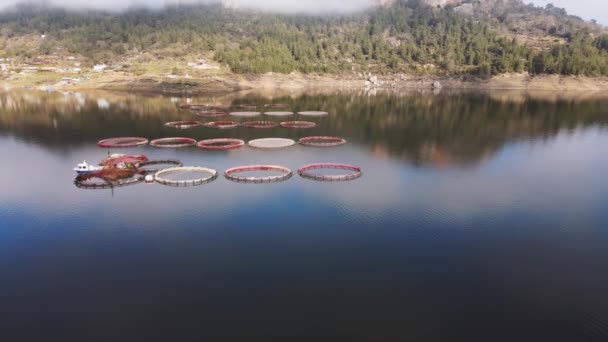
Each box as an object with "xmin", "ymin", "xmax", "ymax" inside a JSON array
[
  {"xmin": 190, "ymin": 57, "xmax": 220, "ymax": 70},
  {"xmin": 61, "ymin": 77, "xmax": 82, "ymax": 85},
  {"xmin": 93, "ymin": 64, "xmax": 107, "ymax": 72}
]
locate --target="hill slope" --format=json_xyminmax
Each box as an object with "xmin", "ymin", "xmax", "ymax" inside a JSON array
[{"xmin": 0, "ymin": 0, "xmax": 607, "ymax": 77}]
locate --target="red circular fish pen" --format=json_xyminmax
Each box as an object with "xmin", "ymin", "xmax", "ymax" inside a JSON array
[
  {"xmin": 299, "ymin": 136, "xmax": 346, "ymax": 147},
  {"xmin": 242, "ymin": 121, "xmax": 279, "ymax": 129},
  {"xmin": 97, "ymin": 137, "xmax": 149, "ymax": 148},
  {"xmin": 197, "ymin": 138, "xmax": 245, "ymax": 150},
  {"xmin": 280, "ymin": 121, "xmax": 316, "ymax": 129},
  {"xmin": 264, "ymin": 104, "xmax": 290, "ymax": 108},
  {"xmin": 150, "ymin": 137, "xmax": 197, "ymax": 148},
  {"xmin": 203, "ymin": 121, "xmax": 240, "ymax": 129}
]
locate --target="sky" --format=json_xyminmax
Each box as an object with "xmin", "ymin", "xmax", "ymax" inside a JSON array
[
  {"xmin": 528, "ymin": 0, "xmax": 608, "ymax": 25},
  {"xmin": 0, "ymin": 0, "xmax": 604, "ymax": 25}
]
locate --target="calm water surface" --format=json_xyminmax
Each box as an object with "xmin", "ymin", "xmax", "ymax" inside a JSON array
[{"xmin": 1, "ymin": 90, "xmax": 608, "ymax": 341}]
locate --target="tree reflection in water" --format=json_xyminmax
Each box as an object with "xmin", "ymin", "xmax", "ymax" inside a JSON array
[{"xmin": 1, "ymin": 89, "xmax": 607, "ymax": 167}]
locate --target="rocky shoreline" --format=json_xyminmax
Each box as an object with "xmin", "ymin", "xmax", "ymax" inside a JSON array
[
  {"xmin": 96, "ymin": 73, "xmax": 608, "ymax": 95},
  {"xmin": 4, "ymin": 72, "xmax": 608, "ymax": 95}
]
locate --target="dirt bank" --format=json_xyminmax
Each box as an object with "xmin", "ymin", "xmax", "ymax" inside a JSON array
[
  {"xmin": 4, "ymin": 71, "xmax": 608, "ymax": 95},
  {"xmin": 97, "ymin": 73, "xmax": 608, "ymax": 94}
]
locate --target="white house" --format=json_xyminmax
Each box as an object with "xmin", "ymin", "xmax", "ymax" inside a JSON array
[{"xmin": 93, "ymin": 64, "xmax": 107, "ymax": 72}]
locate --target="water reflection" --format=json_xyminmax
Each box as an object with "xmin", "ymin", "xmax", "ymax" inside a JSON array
[
  {"xmin": 2, "ymin": 90, "xmax": 608, "ymax": 167},
  {"xmin": 2, "ymin": 90, "xmax": 608, "ymax": 341}
]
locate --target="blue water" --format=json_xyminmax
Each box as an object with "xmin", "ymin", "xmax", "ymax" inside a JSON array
[{"xmin": 1, "ymin": 90, "xmax": 608, "ymax": 341}]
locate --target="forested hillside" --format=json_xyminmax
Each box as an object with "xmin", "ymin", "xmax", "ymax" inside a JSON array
[{"xmin": 1, "ymin": 0, "xmax": 607, "ymax": 76}]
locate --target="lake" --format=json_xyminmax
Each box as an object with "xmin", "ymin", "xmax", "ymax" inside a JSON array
[{"xmin": 1, "ymin": 89, "xmax": 608, "ymax": 341}]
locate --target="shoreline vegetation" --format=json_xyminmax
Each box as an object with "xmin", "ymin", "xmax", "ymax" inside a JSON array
[{"xmin": 1, "ymin": 1, "xmax": 608, "ymax": 97}]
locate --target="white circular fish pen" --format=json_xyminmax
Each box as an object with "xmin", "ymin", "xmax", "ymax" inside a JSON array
[
  {"xmin": 248, "ymin": 138, "xmax": 296, "ymax": 149},
  {"xmin": 230, "ymin": 112, "xmax": 262, "ymax": 118},
  {"xmin": 298, "ymin": 163, "xmax": 362, "ymax": 182},
  {"xmin": 154, "ymin": 167, "xmax": 218, "ymax": 187},
  {"xmin": 224, "ymin": 165, "xmax": 293, "ymax": 184}
]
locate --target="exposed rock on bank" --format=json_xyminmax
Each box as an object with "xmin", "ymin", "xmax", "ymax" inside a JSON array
[
  {"xmin": 100, "ymin": 78, "xmax": 241, "ymax": 95},
  {"xmin": 6, "ymin": 72, "xmax": 608, "ymax": 95}
]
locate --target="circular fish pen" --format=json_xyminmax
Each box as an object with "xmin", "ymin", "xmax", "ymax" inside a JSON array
[
  {"xmin": 299, "ymin": 136, "xmax": 346, "ymax": 147},
  {"xmin": 298, "ymin": 163, "xmax": 362, "ymax": 182},
  {"xmin": 150, "ymin": 137, "xmax": 197, "ymax": 148},
  {"xmin": 164, "ymin": 121, "xmax": 202, "ymax": 129},
  {"xmin": 238, "ymin": 104, "xmax": 259, "ymax": 109},
  {"xmin": 195, "ymin": 111, "xmax": 227, "ymax": 118},
  {"xmin": 97, "ymin": 137, "xmax": 149, "ymax": 148},
  {"xmin": 136, "ymin": 160, "xmax": 183, "ymax": 174},
  {"xmin": 205, "ymin": 105, "xmax": 231, "ymax": 111},
  {"xmin": 298, "ymin": 111, "xmax": 329, "ymax": 117},
  {"xmin": 242, "ymin": 121, "xmax": 279, "ymax": 129},
  {"xmin": 224, "ymin": 165, "xmax": 293, "ymax": 184},
  {"xmin": 248, "ymin": 138, "xmax": 296, "ymax": 149},
  {"xmin": 264, "ymin": 111, "xmax": 294, "ymax": 117},
  {"xmin": 230, "ymin": 111, "xmax": 261, "ymax": 118},
  {"xmin": 74, "ymin": 174, "xmax": 145, "ymax": 189},
  {"xmin": 197, "ymin": 138, "xmax": 245, "ymax": 150},
  {"xmin": 154, "ymin": 167, "xmax": 218, "ymax": 187},
  {"xmin": 187, "ymin": 104, "xmax": 212, "ymax": 111},
  {"xmin": 203, "ymin": 121, "xmax": 240, "ymax": 129},
  {"xmin": 264, "ymin": 104, "xmax": 290, "ymax": 108},
  {"xmin": 280, "ymin": 121, "xmax": 316, "ymax": 129}
]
